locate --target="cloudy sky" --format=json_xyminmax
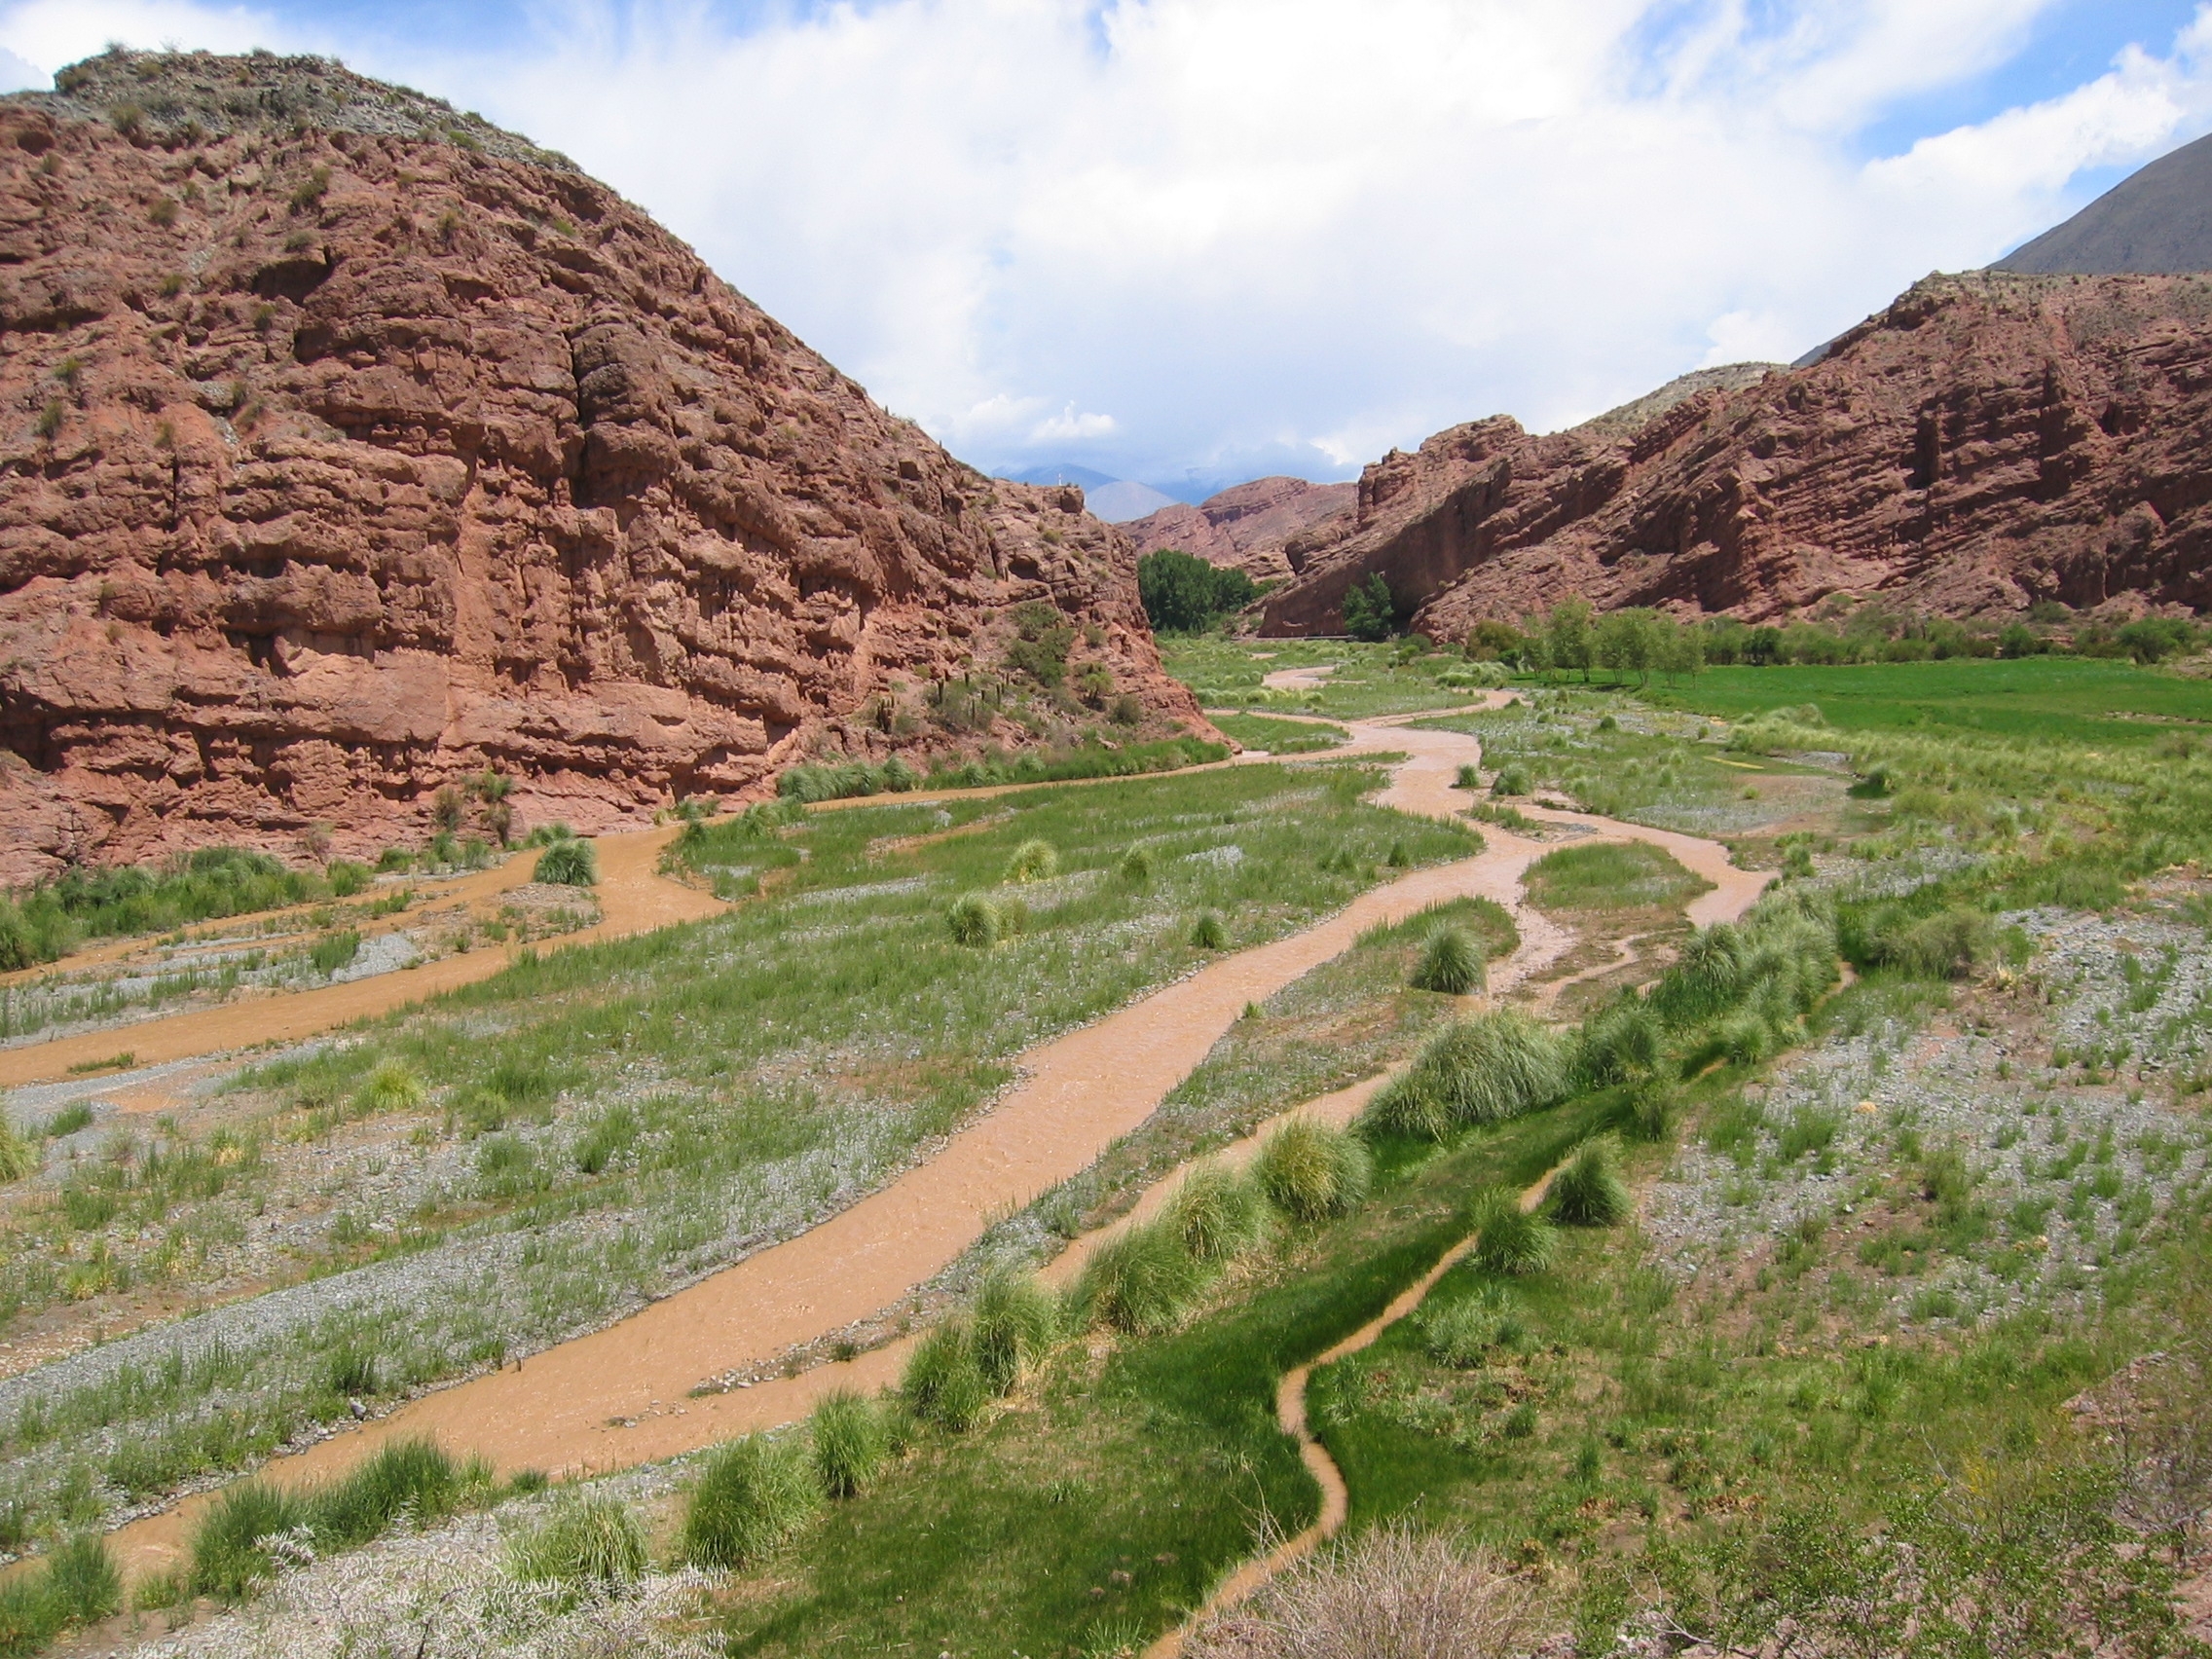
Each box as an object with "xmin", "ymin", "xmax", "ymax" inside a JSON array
[{"xmin": 3, "ymin": 1, "xmax": 2209, "ymax": 497}]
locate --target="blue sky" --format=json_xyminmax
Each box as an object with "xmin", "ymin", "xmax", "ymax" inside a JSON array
[{"xmin": 5, "ymin": 1, "xmax": 2210, "ymax": 499}]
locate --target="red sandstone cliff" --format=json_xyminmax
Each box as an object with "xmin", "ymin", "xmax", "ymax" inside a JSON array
[
  {"xmin": 0, "ymin": 52, "xmax": 1207, "ymax": 884},
  {"xmin": 1258, "ymin": 282, "xmax": 2212, "ymax": 638},
  {"xmin": 1122, "ymin": 476, "xmax": 1354, "ymax": 583}
]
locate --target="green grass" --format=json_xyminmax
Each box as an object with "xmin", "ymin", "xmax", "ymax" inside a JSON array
[
  {"xmin": 722, "ymin": 1101, "xmax": 1607, "ymax": 1657},
  {"xmin": 1524, "ymin": 841, "xmax": 1713, "ymax": 911},
  {"xmin": 1645, "ymin": 656, "xmax": 2212, "ymax": 748},
  {"xmin": 682, "ymin": 1434, "xmax": 822, "ymax": 1569},
  {"xmin": 0, "ymin": 846, "xmax": 349, "ymax": 970},
  {"xmin": 1207, "ymin": 711, "xmax": 1349, "ymax": 754},
  {"xmin": 777, "ymin": 736, "xmax": 1229, "ymax": 803},
  {"xmin": 1158, "ymin": 636, "xmax": 1491, "ymax": 719}
]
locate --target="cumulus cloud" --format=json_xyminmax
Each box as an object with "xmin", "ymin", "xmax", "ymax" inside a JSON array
[{"xmin": 5, "ymin": 0, "xmax": 2211, "ymax": 485}]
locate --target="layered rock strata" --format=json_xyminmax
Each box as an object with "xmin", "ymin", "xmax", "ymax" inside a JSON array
[
  {"xmin": 1255, "ymin": 282, "xmax": 2212, "ymax": 637},
  {"xmin": 0, "ymin": 52, "xmax": 1204, "ymax": 883},
  {"xmin": 1122, "ymin": 475, "xmax": 1355, "ymax": 583}
]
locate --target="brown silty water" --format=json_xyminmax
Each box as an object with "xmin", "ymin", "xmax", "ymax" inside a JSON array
[{"xmin": 64, "ymin": 710, "xmax": 1773, "ymax": 1592}]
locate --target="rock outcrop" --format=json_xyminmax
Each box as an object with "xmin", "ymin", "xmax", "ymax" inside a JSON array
[
  {"xmin": 1122, "ymin": 475, "xmax": 1355, "ymax": 582},
  {"xmin": 0, "ymin": 51, "xmax": 1205, "ymax": 884},
  {"xmin": 1256, "ymin": 280, "xmax": 2212, "ymax": 637}
]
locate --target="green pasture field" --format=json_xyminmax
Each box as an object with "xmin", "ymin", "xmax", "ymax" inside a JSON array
[
  {"xmin": 1204, "ymin": 711, "xmax": 1348, "ymax": 754},
  {"xmin": 1643, "ymin": 656, "xmax": 2212, "ymax": 746}
]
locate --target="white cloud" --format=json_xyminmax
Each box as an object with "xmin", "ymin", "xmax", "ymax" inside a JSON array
[{"xmin": 5, "ymin": 0, "xmax": 2211, "ymax": 483}]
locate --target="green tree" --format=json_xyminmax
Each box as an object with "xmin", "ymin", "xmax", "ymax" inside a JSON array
[
  {"xmin": 1593, "ymin": 608, "xmax": 1656, "ymax": 684},
  {"xmin": 1136, "ymin": 549, "xmax": 1259, "ymax": 633},
  {"xmin": 1341, "ymin": 571, "xmax": 1397, "ymax": 641},
  {"xmin": 1542, "ymin": 598, "xmax": 1594, "ymax": 681}
]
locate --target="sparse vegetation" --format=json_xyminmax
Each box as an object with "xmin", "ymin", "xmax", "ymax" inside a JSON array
[{"xmin": 533, "ymin": 837, "xmax": 598, "ymax": 886}]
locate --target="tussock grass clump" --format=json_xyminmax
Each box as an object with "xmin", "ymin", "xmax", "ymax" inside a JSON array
[
  {"xmin": 1492, "ymin": 763, "xmax": 1531, "ymax": 797},
  {"xmin": 1367, "ymin": 1010, "xmax": 1566, "ymax": 1140},
  {"xmin": 681, "ymin": 1433, "xmax": 822, "ymax": 1569},
  {"xmin": 946, "ymin": 894, "xmax": 1003, "ymax": 947},
  {"xmin": 0, "ymin": 1534, "xmax": 122, "ymax": 1648},
  {"xmin": 1649, "ymin": 923, "xmax": 1744, "ymax": 1026},
  {"xmin": 1079, "ymin": 1220, "xmax": 1210, "ymax": 1335},
  {"xmin": 1120, "ymin": 846, "xmax": 1154, "ymax": 882},
  {"xmin": 1628, "ymin": 1075, "xmax": 1678, "ymax": 1142},
  {"xmin": 1004, "ymin": 838, "xmax": 1058, "ymax": 883},
  {"xmin": 533, "ymin": 837, "xmax": 598, "ymax": 886},
  {"xmin": 1422, "ymin": 1285, "xmax": 1523, "ymax": 1368},
  {"xmin": 190, "ymin": 1480, "xmax": 309, "ymax": 1600},
  {"xmin": 310, "ymin": 1436, "xmax": 479, "ymax": 1548},
  {"xmin": 505, "ymin": 1493, "xmax": 647, "ymax": 1597},
  {"xmin": 357, "ymin": 1059, "xmax": 425, "ymax": 1115},
  {"xmin": 1468, "ymin": 1189, "xmax": 1557, "ymax": 1276},
  {"xmin": 903, "ymin": 1320, "xmax": 990, "ymax": 1430},
  {"xmin": 1882, "ymin": 905, "xmax": 1997, "ymax": 979},
  {"xmin": 972, "ymin": 1270, "xmax": 1058, "ymax": 1392},
  {"xmin": 0, "ymin": 1114, "xmax": 36, "ymax": 1183},
  {"xmin": 1546, "ymin": 1139, "xmax": 1631, "ymax": 1227},
  {"xmin": 1191, "ymin": 910, "xmax": 1229, "ymax": 949},
  {"xmin": 1410, "ymin": 926, "xmax": 1485, "ymax": 995},
  {"xmin": 1167, "ymin": 1161, "xmax": 1266, "ymax": 1262},
  {"xmin": 1252, "ymin": 1118, "xmax": 1370, "ymax": 1223},
  {"xmin": 809, "ymin": 1389, "xmax": 887, "ymax": 1498},
  {"xmin": 1189, "ymin": 1524, "xmax": 1532, "ymax": 1659},
  {"xmin": 1573, "ymin": 995, "xmax": 1662, "ymax": 1089}
]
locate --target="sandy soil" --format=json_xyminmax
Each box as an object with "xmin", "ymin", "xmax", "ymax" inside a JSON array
[{"xmin": 1259, "ymin": 664, "xmax": 1338, "ymax": 692}]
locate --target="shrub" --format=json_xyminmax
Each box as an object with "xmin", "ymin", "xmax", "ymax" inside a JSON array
[
  {"xmin": 903, "ymin": 1320, "xmax": 990, "ymax": 1430},
  {"xmin": 1120, "ymin": 846, "xmax": 1154, "ymax": 882},
  {"xmin": 1423, "ymin": 1285, "xmax": 1523, "ymax": 1368},
  {"xmin": 972, "ymin": 1270, "xmax": 1057, "ymax": 1392},
  {"xmin": 357, "ymin": 1060, "xmax": 424, "ymax": 1115},
  {"xmin": 1454, "ymin": 763, "xmax": 1482, "ymax": 790},
  {"xmin": 505, "ymin": 1493, "xmax": 647, "ymax": 1598},
  {"xmin": 680, "ymin": 1434, "xmax": 821, "ymax": 1569},
  {"xmin": 1191, "ymin": 910, "xmax": 1228, "ymax": 949},
  {"xmin": 1004, "ymin": 838, "xmax": 1058, "ymax": 883},
  {"xmin": 1138, "ymin": 547, "xmax": 1260, "ymax": 633},
  {"xmin": 191, "ymin": 1479, "xmax": 309, "ymax": 1600},
  {"xmin": 1203, "ymin": 1524, "xmax": 1533, "ymax": 1659},
  {"xmin": 534, "ymin": 838, "xmax": 598, "ymax": 886},
  {"xmin": 42, "ymin": 1533, "xmax": 121, "ymax": 1627},
  {"xmin": 1167, "ymin": 1161, "xmax": 1266, "ymax": 1262},
  {"xmin": 310, "ymin": 1436, "xmax": 470, "ymax": 1547},
  {"xmin": 1547, "ymin": 1139, "xmax": 1631, "ymax": 1227},
  {"xmin": 1410, "ymin": 926, "xmax": 1485, "ymax": 995},
  {"xmin": 1341, "ymin": 571, "xmax": 1396, "ymax": 642},
  {"xmin": 0, "ymin": 1115, "xmax": 35, "ymax": 1183},
  {"xmin": 947, "ymin": 894, "xmax": 1003, "ymax": 947},
  {"xmin": 309, "ymin": 929, "xmax": 361, "ymax": 977},
  {"xmin": 1367, "ymin": 1010, "xmax": 1565, "ymax": 1140},
  {"xmin": 1078, "ymin": 1221, "xmax": 1208, "ymax": 1335},
  {"xmin": 1716, "ymin": 1011, "xmax": 1773, "ymax": 1066},
  {"xmin": 1252, "ymin": 1118, "xmax": 1371, "ymax": 1223},
  {"xmin": 809, "ymin": 1389, "xmax": 886, "ymax": 1498},
  {"xmin": 1469, "ymin": 1189, "xmax": 1557, "ymax": 1276}
]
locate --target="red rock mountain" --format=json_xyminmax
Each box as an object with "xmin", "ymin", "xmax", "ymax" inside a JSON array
[
  {"xmin": 1258, "ymin": 279, "xmax": 2212, "ymax": 638},
  {"xmin": 1122, "ymin": 476, "xmax": 1355, "ymax": 582},
  {"xmin": 0, "ymin": 52, "xmax": 1206, "ymax": 883}
]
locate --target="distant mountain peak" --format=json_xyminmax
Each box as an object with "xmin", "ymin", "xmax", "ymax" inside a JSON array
[{"xmin": 1994, "ymin": 127, "xmax": 2212, "ymax": 275}]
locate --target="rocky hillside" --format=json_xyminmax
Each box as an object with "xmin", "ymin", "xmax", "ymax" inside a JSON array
[
  {"xmin": 1995, "ymin": 127, "xmax": 2212, "ymax": 275},
  {"xmin": 1122, "ymin": 475, "xmax": 1355, "ymax": 582},
  {"xmin": 0, "ymin": 50, "xmax": 1204, "ymax": 884},
  {"xmin": 1257, "ymin": 279, "xmax": 2212, "ymax": 637}
]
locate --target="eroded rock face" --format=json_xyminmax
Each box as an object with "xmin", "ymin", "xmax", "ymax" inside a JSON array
[
  {"xmin": 1122, "ymin": 476, "xmax": 1355, "ymax": 583},
  {"xmin": 0, "ymin": 53, "xmax": 1204, "ymax": 884},
  {"xmin": 1257, "ymin": 276, "xmax": 2212, "ymax": 638}
]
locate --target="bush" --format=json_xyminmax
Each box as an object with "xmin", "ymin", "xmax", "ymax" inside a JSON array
[
  {"xmin": 1423, "ymin": 1285, "xmax": 1524, "ymax": 1368},
  {"xmin": 1410, "ymin": 926, "xmax": 1485, "ymax": 995},
  {"xmin": 0, "ymin": 1115, "xmax": 36, "ymax": 1184},
  {"xmin": 972, "ymin": 1270, "xmax": 1057, "ymax": 1392},
  {"xmin": 681, "ymin": 1433, "xmax": 821, "ymax": 1569},
  {"xmin": 1341, "ymin": 571, "xmax": 1397, "ymax": 642},
  {"xmin": 1004, "ymin": 838, "xmax": 1058, "ymax": 883},
  {"xmin": 505, "ymin": 1493, "xmax": 647, "ymax": 1598},
  {"xmin": 810, "ymin": 1389, "xmax": 887, "ymax": 1498},
  {"xmin": 1649, "ymin": 924, "xmax": 1744, "ymax": 1027},
  {"xmin": 191, "ymin": 1479, "xmax": 309, "ymax": 1600},
  {"xmin": 533, "ymin": 838, "xmax": 598, "ymax": 886},
  {"xmin": 1367, "ymin": 1010, "xmax": 1566, "ymax": 1140},
  {"xmin": 42, "ymin": 1533, "xmax": 121, "ymax": 1627},
  {"xmin": 310, "ymin": 1436, "xmax": 473, "ymax": 1548},
  {"xmin": 1628, "ymin": 1075, "xmax": 1678, "ymax": 1142},
  {"xmin": 1138, "ymin": 547, "xmax": 1260, "ymax": 633},
  {"xmin": 1205, "ymin": 1524, "xmax": 1533, "ymax": 1659},
  {"xmin": 1547, "ymin": 1139, "xmax": 1631, "ymax": 1227},
  {"xmin": 1574, "ymin": 995, "xmax": 1662, "ymax": 1088},
  {"xmin": 357, "ymin": 1060, "xmax": 425, "ymax": 1115},
  {"xmin": 1078, "ymin": 1221, "xmax": 1209, "ymax": 1335},
  {"xmin": 1469, "ymin": 1189, "xmax": 1557, "ymax": 1275},
  {"xmin": 903, "ymin": 1320, "xmax": 990, "ymax": 1430},
  {"xmin": 947, "ymin": 894, "xmax": 1003, "ymax": 947},
  {"xmin": 1191, "ymin": 910, "xmax": 1228, "ymax": 949},
  {"xmin": 1252, "ymin": 1118, "xmax": 1371, "ymax": 1223},
  {"xmin": 1167, "ymin": 1161, "xmax": 1266, "ymax": 1262}
]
